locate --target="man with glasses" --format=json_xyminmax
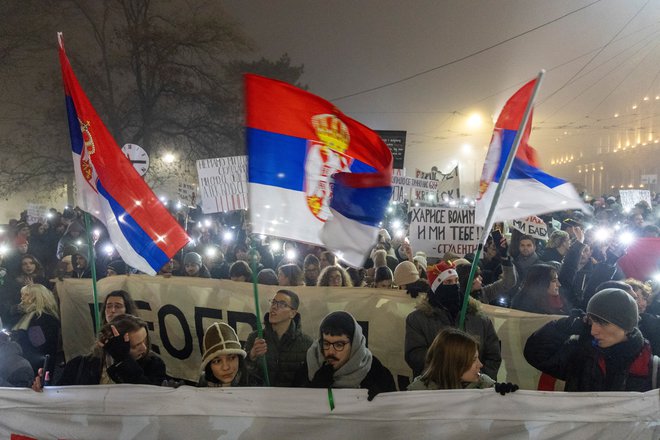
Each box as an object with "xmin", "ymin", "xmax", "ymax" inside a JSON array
[
  {"xmin": 245, "ymin": 289, "xmax": 313, "ymax": 386},
  {"xmin": 294, "ymin": 311, "xmax": 396, "ymax": 400}
]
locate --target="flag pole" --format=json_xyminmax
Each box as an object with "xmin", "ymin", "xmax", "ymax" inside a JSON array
[
  {"xmin": 459, "ymin": 70, "xmax": 545, "ymax": 330},
  {"xmin": 248, "ymin": 237, "xmax": 270, "ymax": 386},
  {"xmin": 83, "ymin": 212, "xmax": 102, "ymax": 333}
]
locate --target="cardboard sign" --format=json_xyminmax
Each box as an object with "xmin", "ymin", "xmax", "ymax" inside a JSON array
[
  {"xmin": 196, "ymin": 156, "xmax": 248, "ymax": 213},
  {"xmin": 390, "ymin": 169, "xmax": 406, "ymax": 202},
  {"xmin": 508, "ymin": 216, "xmax": 549, "ymax": 240},
  {"xmin": 409, "ymin": 207, "xmax": 483, "ymax": 258},
  {"xmin": 26, "ymin": 203, "xmax": 48, "ymax": 224}
]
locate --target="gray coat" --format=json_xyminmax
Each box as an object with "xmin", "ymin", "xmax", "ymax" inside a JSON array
[
  {"xmin": 404, "ymin": 298, "xmax": 502, "ymax": 379},
  {"xmin": 0, "ymin": 340, "xmax": 35, "ymax": 387}
]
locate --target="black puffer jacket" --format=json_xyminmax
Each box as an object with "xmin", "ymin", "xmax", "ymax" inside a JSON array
[
  {"xmin": 245, "ymin": 313, "xmax": 314, "ymax": 387},
  {"xmin": 524, "ymin": 312, "xmax": 658, "ymax": 392}
]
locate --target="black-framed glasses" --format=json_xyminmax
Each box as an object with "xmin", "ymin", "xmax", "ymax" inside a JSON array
[
  {"xmin": 322, "ymin": 340, "xmax": 350, "ymax": 352},
  {"xmin": 269, "ymin": 299, "xmax": 291, "ymax": 310}
]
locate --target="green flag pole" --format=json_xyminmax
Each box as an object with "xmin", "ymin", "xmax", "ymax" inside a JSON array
[
  {"xmin": 83, "ymin": 212, "xmax": 101, "ymax": 333},
  {"xmin": 459, "ymin": 70, "xmax": 545, "ymax": 330},
  {"xmin": 249, "ymin": 239, "xmax": 270, "ymax": 386}
]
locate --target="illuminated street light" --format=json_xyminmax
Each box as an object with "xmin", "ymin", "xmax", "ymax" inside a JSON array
[
  {"xmin": 466, "ymin": 112, "xmax": 483, "ymax": 130},
  {"xmin": 163, "ymin": 152, "xmax": 176, "ymax": 164}
]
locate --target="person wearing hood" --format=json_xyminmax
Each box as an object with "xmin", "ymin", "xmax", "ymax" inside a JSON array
[
  {"xmin": 245, "ymin": 289, "xmax": 313, "ymax": 387},
  {"xmin": 295, "ymin": 311, "xmax": 396, "ymax": 400},
  {"xmin": 56, "ymin": 221, "xmax": 86, "ymax": 261},
  {"xmin": 0, "ymin": 329, "xmax": 35, "ymax": 387},
  {"xmin": 404, "ymin": 261, "xmax": 502, "ymax": 379},
  {"xmin": 524, "ymin": 288, "xmax": 659, "ymax": 392}
]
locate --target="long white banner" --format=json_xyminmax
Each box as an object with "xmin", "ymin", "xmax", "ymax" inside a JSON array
[
  {"xmin": 0, "ymin": 386, "xmax": 657, "ymax": 439},
  {"xmin": 58, "ymin": 276, "xmax": 560, "ymax": 390}
]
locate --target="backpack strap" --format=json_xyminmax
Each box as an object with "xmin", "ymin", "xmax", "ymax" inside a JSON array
[{"xmin": 653, "ymin": 355, "xmax": 659, "ymax": 390}]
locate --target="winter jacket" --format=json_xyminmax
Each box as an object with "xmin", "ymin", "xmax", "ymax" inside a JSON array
[
  {"xmin": 245, "ymin": 314, "xmax": 314, "ymax": 387},
  {"xmin": 524, "ymin": 313, "xmax": 659, "ymax": 392},
  {"xmin": 404, "ymin": 297, "xmax": 501, "ymax": 379},
  {"xmin": 407, "ymin": 372, "xmax": 496, "ymax": 390},
  {"xmin": 57, "ymin": 352, "xmax": 166, "ymax": 386},
  {"xmin": 294, "ymin": 356, "xmax": 396, "ymax": 399},
  {"xmin": 639, "ymin": 312, "xmax": 660, "ymax": 356},
  {"xmin": 12, "ymin": 312, "xmax": 60, "ymax": 375},
  {"xmin": 0, "ymin": 340, "xmax": 34, "ymax": 387}
]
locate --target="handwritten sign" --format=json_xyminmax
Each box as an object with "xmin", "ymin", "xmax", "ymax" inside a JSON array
[
  {"xmin": 390, "ymin": 169, "xmax": 406, "ymax": 202},
  {"xmin": 196, "ymin": 156, "xmax": 248, "ymax": 213},
  {"xmin": 409, "ymin": 207, "xmax": 483, "ymax": 258},
  {"xmin": 508, "ymin": 216, "xmax": 549, "ymax": 240},
  {"xmin": 619, "ymin": 189, "xmax": 652, "ymax": 211}
]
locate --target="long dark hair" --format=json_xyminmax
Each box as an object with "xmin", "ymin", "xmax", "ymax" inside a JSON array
[
  {"xmin": 519, "ymin": 264, "xmax": 558, "ymax": 312},
  {"xmin": 102, "ymin": 290, "xmax": 138, "ymax": 325}
]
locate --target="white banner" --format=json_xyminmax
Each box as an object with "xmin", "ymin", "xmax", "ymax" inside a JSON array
[
  {"xmin": 58, "ymin": 276, "xmax": 554, "ymax": 390},
  {"xmin": 196, "ymin": 156, "xmax": 248, "ymax": 213},
  {"xmin": 0, "ymin": 386, "xmax": 657, "ymax": 439},
  {"xmin": 619, "ymin": 189, "xmax": 652, "ymax": 211},
  {"xmin": 508, "ymin": 216, "xmax": 549, "ymax": 240},
  {"xmin": 408, "ymin": 207, "xmax": 483, "ymax": 258}
]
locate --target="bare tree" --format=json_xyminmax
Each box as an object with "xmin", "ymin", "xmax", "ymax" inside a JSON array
[{"xmin": 0, "ymin": 0, "xmax": 305, "ymax": 199}]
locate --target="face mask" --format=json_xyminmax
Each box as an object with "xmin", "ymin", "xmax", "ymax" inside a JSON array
[{"xmin": 429, "ymin": 284, "xmax": 462, "ymax": 317}]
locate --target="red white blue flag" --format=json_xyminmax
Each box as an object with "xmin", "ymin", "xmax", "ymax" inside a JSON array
[
  {"xmin": 245, "ymin": 74, "xmax": 393, "ymax": 267},
  {"xmin": 475, "ymin": 78, "xmax": 587, "ymax": 227},
  {"xmin": 58, "ymin": 33, "xmax": 189, "ymax": 275}
]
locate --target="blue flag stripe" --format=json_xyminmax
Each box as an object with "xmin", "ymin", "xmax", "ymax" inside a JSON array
[{"xmin": 96, "ymin": 181, "xmax": 170, "ymax": 272}]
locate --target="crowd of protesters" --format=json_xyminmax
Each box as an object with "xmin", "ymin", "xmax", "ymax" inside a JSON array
[{"xmin": 2, "ymin": 191, "xmax": 660, "ymax": 395}]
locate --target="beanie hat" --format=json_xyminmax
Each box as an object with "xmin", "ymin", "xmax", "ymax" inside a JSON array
[
  {"xmin": 547, "ymin": 230, "xmax": 569, "ymax": 249},
  {"xmin": 412, "ymin": 252, "xmax": 428, "ymax": 271},
  {"xmin": 106, "ymin": 260, "xmax": 127, "ymax": 275},
  {"xmin": 200, "ymin": 322, "xmax": 246, "ymax": 372},
  {"xmin": 319, "ymin": 311, "xmax": 356, "ymax": 343},
  {"xmin": 393, "ymin": 261, "xmax": 419, "ymax": 286},
  {"xmin": 587, "ymin": 288, "xmax": 638, "ymax": 333},
  {"xmin": 184, "ymin": 252, "xmax": 202, "ymax": 266},
  {"xmin": 452, "ymin": 258, "xmax": 471, "ymax": 267},
  {"xmin": 428, "ymin": 261, "xmax": 459, "ymax": 292},
  {"xmin": 373, "ymin": 249, "xmax": 388, "ymax": 268}
]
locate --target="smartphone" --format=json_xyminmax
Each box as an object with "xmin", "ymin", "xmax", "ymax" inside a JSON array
[{"xmin": 41, "ymin": 354, "xmax": 51, "ymax": 386}]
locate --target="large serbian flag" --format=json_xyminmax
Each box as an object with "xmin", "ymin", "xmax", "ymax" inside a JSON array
[
  {"xmin": 475, "ymin": 78, "xmax": 587, "ymax": 227},
  {"xmin": 245, "ymin": 74, "xmax": 392, "ymax": 267},
  {"xmin": 58, "ymin": 33, "xmax": 188, "ymax": 275}
]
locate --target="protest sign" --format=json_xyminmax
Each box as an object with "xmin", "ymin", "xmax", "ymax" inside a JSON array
[
  {"xmin": 177, "ymin": 181, "xmax": 197, "ymax": 205},
  {"xmin": 408, "ymin": 207, "xmax": 483, "ymax": 258},
  {"xmin": 390, "ymin": 168, "xmax": 406, "ymax": 202},
  {"xmin": 26, "ymin": 203, "xmax": 48, "ymax": 224},
  {"xmin": 508, "ymin": 216, "xmax": 549, "ymax": 240},
  {"xmin": 436, "ymin": 166, "xmax": 461, "ymax": 202},
  {"xmin": 376, "ymin": 130, "xmax": 406, "ymax": 169},
  {"xmin": 619, "ymin": 189, "xmax": 652, "ymax": 211},
  {"xmin": 196, "ymin": 156, "xmax": 248, "ymax": 213}
]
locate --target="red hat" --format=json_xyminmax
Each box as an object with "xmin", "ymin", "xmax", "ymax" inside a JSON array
[{"xmin": 428, "ymin": 260, "xmax": 458, "ymax": 292}]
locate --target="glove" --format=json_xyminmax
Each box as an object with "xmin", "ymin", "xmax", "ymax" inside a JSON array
[
  {"xmin": 494, "ymin": 382, "xmax": 519, "ymax": 395},
  {"xmin": 162, "ymin": 379, "xmax": 183, "ymax": 388},
  {"xmin": 367, "ymin": 388, "xmax": 379, "ymax": 402},
  {"xmin": 103, "ymin": 334, "xmax": 131, "ymax": 361},
  {"xmin": 311, "ymin": 363, "xmax": 335, "ymax": 388}
]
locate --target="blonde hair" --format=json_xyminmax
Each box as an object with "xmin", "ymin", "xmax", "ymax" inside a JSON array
[
  {"xmin": 20, "ymin": 284, "xmax": 59, "ymax": 319},
  {"xmin": 420, "ymin": 328, "xmax": 479, "ymax": 389}
]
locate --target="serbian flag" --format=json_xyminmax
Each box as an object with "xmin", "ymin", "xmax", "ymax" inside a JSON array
[
  {"xmin": 475, "ymin": 78, "xmax": 587, "ymax": 227},
  {"xmin": 58, "ymin": 34, "xmax": 189, "ymax": 275},
  {"xmin": 245, "ymin": 74, "xmax": 392, "ymax": 267}
]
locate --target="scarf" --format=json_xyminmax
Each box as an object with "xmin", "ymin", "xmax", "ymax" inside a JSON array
[
  {"xmin": 428, "ymin": 284, "xmax": 462, "ymax": 319},
  {"xmin": 307, "ymin": 316, "xmax": 372, "ymax": 388}
]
